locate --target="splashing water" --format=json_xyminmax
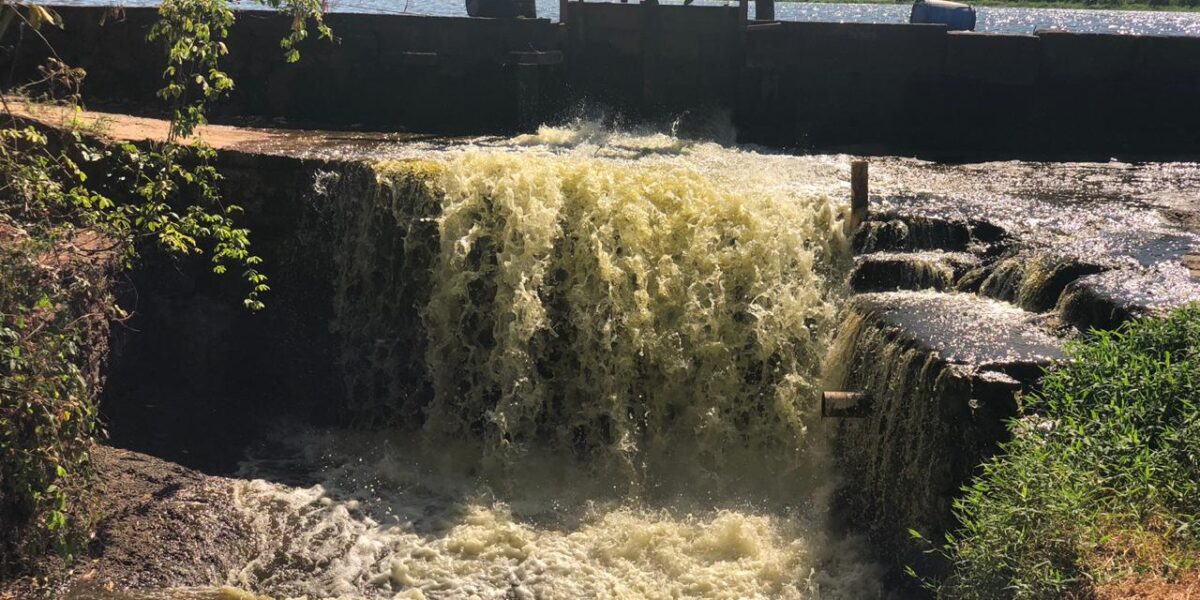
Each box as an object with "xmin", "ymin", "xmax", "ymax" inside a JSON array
[
  {"xmin": 114, "ymin": 124, "xmax": 885, "ymax": 599},
  {"xmin": 222, "ymin": 427, "xmax": 883, "ymax": 600}
]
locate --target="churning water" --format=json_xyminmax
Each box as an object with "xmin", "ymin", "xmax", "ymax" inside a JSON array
[{"xmin": 223, "ymin": 428, "xmax": 880, "ymax": 599}]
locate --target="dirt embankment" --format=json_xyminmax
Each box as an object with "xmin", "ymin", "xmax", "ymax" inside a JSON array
[
  {"xmin": 1094, "ymin": 572, "xmax": 1200, "ymax": 600},
  {"xmin": 0, "ymin": 445, "xmax": 255, "ymax": 599}
]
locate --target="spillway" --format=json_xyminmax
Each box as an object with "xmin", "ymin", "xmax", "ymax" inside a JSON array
[{"xmin": 114, "ymin": 125, "xmax": 879, "ymax": 600}]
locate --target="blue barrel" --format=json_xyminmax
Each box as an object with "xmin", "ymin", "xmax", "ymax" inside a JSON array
[{"xmin": 910, "ymin": 0, "xmax": 976, "ymax": 31}]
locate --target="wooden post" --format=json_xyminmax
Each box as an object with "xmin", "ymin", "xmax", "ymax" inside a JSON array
[
  {"xmin": 850, "ymin": 159, "xmax": 869, "ymax": 231},
  {"xmin": 754, "ymin": 0, "xmax": 774, "ymax": 21},
  {"xmin": 560, "ymin": 0, "xmax": 568, "ymax": 23}
]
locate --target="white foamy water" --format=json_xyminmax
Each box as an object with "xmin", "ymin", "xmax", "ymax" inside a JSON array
[
  {"xmin": 85, "ymin": 124, "xmax": 1199, "ymax": 600},
  {"xmin": 223, "ymin": 428, "xmax": 882, "ymax": 600}
]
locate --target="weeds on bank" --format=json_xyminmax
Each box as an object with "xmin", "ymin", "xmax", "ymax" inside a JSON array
[
  {"xmin": 0, "ymin": 0, "xmax": 328, "ymax": 572},
  {"xmin": 0, "ymin": 226, "xmax": 109, "ymax": 571},
  {"xmin": 924, "ymin": 304, "xmax": 1200, "ymax": 599}
]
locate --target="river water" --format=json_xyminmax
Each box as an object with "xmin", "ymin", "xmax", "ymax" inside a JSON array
[{"xmin": 50, "ymin": 0, "xmax": 1200, "ymax": 35}]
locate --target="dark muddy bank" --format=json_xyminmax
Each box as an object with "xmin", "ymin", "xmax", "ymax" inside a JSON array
[{"xmin": 0, "ymin": 446, "xmax": 251, "ymax": 599}]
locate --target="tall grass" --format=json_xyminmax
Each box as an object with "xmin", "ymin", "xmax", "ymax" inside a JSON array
[{"xmin": 937, "ymin": 304, "xmax": 1200, "ymax": 599}]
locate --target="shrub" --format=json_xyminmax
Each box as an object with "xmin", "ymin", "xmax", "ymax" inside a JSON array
[
  {"xmin": 938, "ymin": 304, "xmax": 1200, "ymax": 598},
  {"xmin": 0, "ymin": 0, "xmax": 328, "ymax": 571},
  {"xmin": 0, "ymin": 230, "xmax": 112, "ymax": 570}
]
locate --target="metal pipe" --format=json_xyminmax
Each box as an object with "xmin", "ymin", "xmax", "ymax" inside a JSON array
[{"xmin": 822, "ymin": 390, "xmax": 871, "ymax": 418}]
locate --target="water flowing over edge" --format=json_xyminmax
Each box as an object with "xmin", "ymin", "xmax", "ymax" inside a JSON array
[{"xmin": 208, "ymin": 125, "xmax": 882, "ymax": 599}]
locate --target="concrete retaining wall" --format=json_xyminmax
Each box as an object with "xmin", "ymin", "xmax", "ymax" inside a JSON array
[
  {"xmin": 564, "ymin": 2, "xmax": 743, "ymax": 113},
  {"xmin": 6, "ymin": 4, "xmax": 1200, "ymax": 158},
  {"xmin": 4, "ymin": 7, "xmax": 565, "ymax": 133},
  {"xmin": 100, "ymin": 150, "xmax": 353, "ymax": 470},
  {"xmin": 740, "ymin": 22, "xmax": 1200, "ymax": 158}
]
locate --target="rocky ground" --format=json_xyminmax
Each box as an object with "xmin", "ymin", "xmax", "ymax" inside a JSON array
[{"xmin": 0, "ymin": 445, "xmax": 254, "ymax": 599}]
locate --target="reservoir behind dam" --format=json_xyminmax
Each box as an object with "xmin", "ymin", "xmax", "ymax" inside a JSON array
[{"xmin": 43, "ymin": 0, "xmax": 1200, "ymax": 35}]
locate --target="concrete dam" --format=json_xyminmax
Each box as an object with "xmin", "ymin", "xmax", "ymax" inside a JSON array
[
  {"xmin": 2, "ymin": 3, "xmax": 1199, "ymax": 598},
  {"xmin": 15, "ymin": 3, "xmax": 1200, "ymax": 159}
]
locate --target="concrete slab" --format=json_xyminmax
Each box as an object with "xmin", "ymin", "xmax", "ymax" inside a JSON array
[
  {"xmin": 1061, "ymin": 265, "xmax": 1200, "ymax": 331},
  {"xmin": 828, "ymin": 289, "xmax": 1062, "ymax": 577},
  {"xmin": 850, "ymin": 290, "xmax": 1063, "ymax": 372}
]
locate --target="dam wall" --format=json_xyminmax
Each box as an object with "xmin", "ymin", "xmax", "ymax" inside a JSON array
[
  {"xmin": 5, "ymin": 7, "xmax": 564, "ymax": 133},
  {"xmin": 739, "ymin": 22, "xmax": 1200, "ymax": 158},
  {"xmin": 7, "ymin": 4, "xmax": 1200, "ymax": 158},
  {"xmin": 100, "ymin": 150, "xmax": 357, "ymax": 471},
  {"xmin": 11, "ymin": 101, "xmax": 1193, "ymax": 585},
  {"xmin": 563, "ymin": 2, "xmax": 744, "ymax": 114}
]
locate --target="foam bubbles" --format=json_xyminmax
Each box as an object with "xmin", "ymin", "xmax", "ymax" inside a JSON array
[{"xmin": 225, "ymin": 429, "xmax": 882, "ymax": 600}]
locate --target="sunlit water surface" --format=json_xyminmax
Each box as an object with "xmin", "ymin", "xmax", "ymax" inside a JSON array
[{"xmin": 49, "ymin": 0, "xmax": 1200, "ymax": 36}]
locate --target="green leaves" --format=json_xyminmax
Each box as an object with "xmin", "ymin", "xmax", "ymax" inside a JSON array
[
  {"xmin": 149, "ymin": 0, "xmax": 235, "ymax": 141},
  {"xmin": 0, "ymin": 0, "xmax": 334, "ymax": 567},
  {"xmin": 149, "ymin": 0, "xmax": 329, "ymax": 139},
  {"xmin": 28, "ymin": 4, "xmax": 63, "ymax": 29},
  {"xmin": 140, "ymin": 0, "xmax": 332, "ymax": 307},
  {"xmin": 0, "ymin": 243, "xmax": 102, "ymax": 566},
  {"xmin": 937, "ymin": 305, "xmax": 1200, "ymax": 598}
]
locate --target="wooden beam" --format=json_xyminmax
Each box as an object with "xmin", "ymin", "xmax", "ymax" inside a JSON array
[{"xmin": 850, "ymin": 159, "xmax": 869, "ymax": 231}]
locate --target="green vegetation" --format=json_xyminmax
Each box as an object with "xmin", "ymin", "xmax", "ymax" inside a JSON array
[
  {"xmin": 781, "ymin": 0, "xmax": 1200, "ymax": 12},
  {"xmin": 931, "ymin": 305, "xmax": 1200, "ymax": 598},
  {"xmin": 0, "ymin": 0, "xmax": 327, "ymax": 573},
  {"xmin": 0, "ymin": 219, "xmax": 110, "ymax": 569}
]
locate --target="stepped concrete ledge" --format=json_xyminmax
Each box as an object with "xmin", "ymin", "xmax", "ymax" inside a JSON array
[
  {"xmin": 850, "ymin": 251, "xmax": 981, "ymax": 292},
  {"xmin": 828, "ymin": 290, "xmax": 1063, "ymax": 575},
  {"xmin": 839, "ymin": 178, "xmax": 1198, "ymax": 581},
  {"xmin": 1047, "ymin": 229, "xmax": 1200, "ymax": 327},
  {"xmin": 850, "ymin": 290, "xmax": 1063, "ymax": 375},
  {"xmin": 1061, "ymin": 266, "xmax": 1200, "ymax": 331},
  {"xmin": 853, "ymin": 209, "xmax": 1010, "ymax": 255},
  {"xmin": 857, "ymin": 191, "xmax": 1200, "ymax": 330}
]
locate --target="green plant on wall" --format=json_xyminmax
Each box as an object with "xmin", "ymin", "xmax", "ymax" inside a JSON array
[
  {"xmin": 0, "ymin": 0, "xmax": 329, "ymax": 572},
  {"xmin": 916, "ymin": 304, "xmax": 1200, "ymax": 599}
]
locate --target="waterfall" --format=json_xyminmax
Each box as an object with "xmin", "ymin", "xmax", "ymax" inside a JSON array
[
  {"xmin": 333, "ymin": 136, "xmax": 852, "ymax": 475},
  {"xmin": 820, "ymin": 290, "xmax": 1061, "ymax": 577},
  {"xmin": 214, "ymin": 127, "xmax": 886, "ymax": 600}
]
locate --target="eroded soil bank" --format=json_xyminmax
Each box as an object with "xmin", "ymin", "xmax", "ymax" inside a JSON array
[{"xmin": 0, "ymin": 446, "xmax": 252, "ymax": 599}]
